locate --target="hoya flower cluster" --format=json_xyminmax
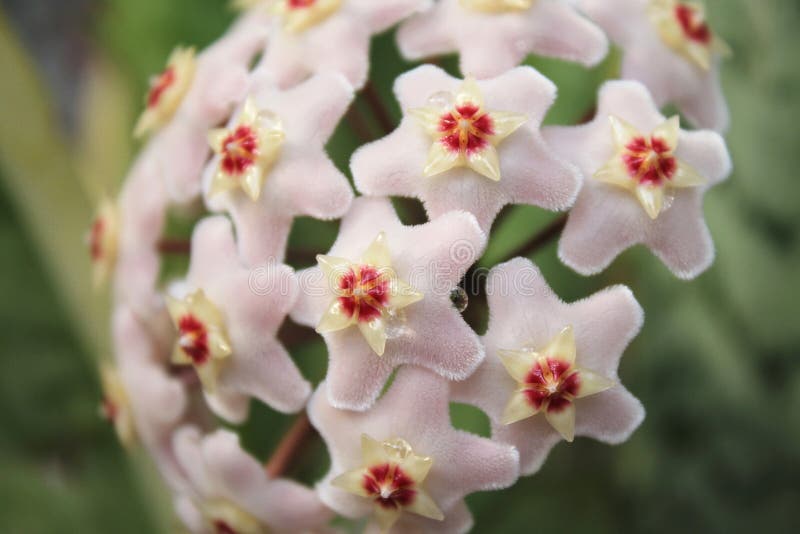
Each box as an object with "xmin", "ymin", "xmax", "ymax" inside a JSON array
[{"xmin": 89, "ymin": 1, "xmax": 732, "ymax": 532}]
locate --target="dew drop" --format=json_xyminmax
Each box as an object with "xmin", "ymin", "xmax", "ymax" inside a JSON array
[
  {"xmin": 428, "ymin": 91, "xmax": 455, "ymax": 110},
  {"xmin": 450, "ymin": 287, "xmax": 469, "ymax": 313}
]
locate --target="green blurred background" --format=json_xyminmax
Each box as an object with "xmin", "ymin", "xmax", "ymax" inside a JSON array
[{"xmin": 1, "ymin": 0, "xmax": 798, "ymax": 532}]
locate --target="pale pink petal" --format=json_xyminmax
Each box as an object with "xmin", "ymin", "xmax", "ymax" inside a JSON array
[
  {"xmin": 310, "ymin": 367, "xmax": 519, "ymax": 525},
  {"xmin": 174, "ymin": 495, "xmax": 205, "ymax": 533},
  {"xmin": 364, "ymin": 500, "xmax": 474, "ymax": 534},
  {"xmin": 350, "ymin": 0, "xmax": 433, "ymax": 33},
  {"xmin": 201, "ymin": 430, "xmax": 333, "ymax": 530},
  {"xmin": 398, "ymin": 0, "xmax": 607, "ymax": 79}
]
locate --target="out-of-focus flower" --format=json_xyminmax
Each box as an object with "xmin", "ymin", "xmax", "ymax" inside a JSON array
[
  {"xmin": 397, "ymin": 0, "xmax": 608, "ymax": 78},
  {"xmin": 167, "ymin": 216, "xmax": 309, "ymax": 423},
  {"xmin": 292, "ymin": 197, "xmax": 486, "ymax": 411},
  {"xmin": 152, "ymin": 17, "xmax": 269, "ymax": 203},
  {"xmin": 111, "ymin": 306, "xmax": 190, "ymax": 491},
  {"xmin": 579, "ymin": 0, "xmax": 730, "ymax": 131},
  {"xmin": 238, "ymin": 0, "xmax": 431, "ymax": 88},
  {"xmin": 86, "ymin": 197, "xmax": 119, "ymax": 289},
  {"xmin": 204, "ymin": 71, "xmax": 354, "ymax": 266},
  {"xmin": 173, "ymin": 426, "xmax": 333, "ymax": 534},
  {"xmin": 133, "ymin": 47, "xmax": 196, "ymax": 139},
  {"xmin": 98, "ymin": 364, "xmax": 136, "ymax": 448},
  {"xmin": 309, "ymin": 366, "xmax": 520, "ymax": 533},
  {"xmin": 352, "ymin": 65, "xmax": 580, "ymax": 232},
  {"xmin": 544, "ymin": 80, "xmax": 731, "ymax": 279},
  {"xmin": 453, "ymin": 258, "xmax": 645, "ymax": 475}
]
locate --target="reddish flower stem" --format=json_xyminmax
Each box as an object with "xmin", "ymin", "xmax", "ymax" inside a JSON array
[
  {"xmin": 265, "ymin": 412, "xmax": 315, "ymax": 478},
  {"xmin": 157, "ymin": 238, "xmax": 191, "ymax": 255},
  {"xmin": 362, "ymin": 82, "xmax": 396, "ymax": 135}
]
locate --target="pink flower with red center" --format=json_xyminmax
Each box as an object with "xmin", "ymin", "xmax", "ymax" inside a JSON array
[
  {"xmin": 172, "ymin": 427, "xmax": 333, "ymax": 534},
  {"xmin": 292, "ymin": 197, "xmax": 486, "ymax": 410},
  {"xmin": 352, "ymin": 65, "xmax": 581, "ymax": 232},
  {"xmin": 134, "ymin": 47, "xmax": 196, "ymax": 138},
  {"xmin": 397, "ymin": 0, "xmax": 608, "ymax": 79},
  {"xmin": 315, "ymin": 231, "xmax": 423, "ymax": 356},
  {"xmin": 580, "ymin": 0, "xmax": 731, "ymax": 130},
  {"xmin": 237, "ymin": 0, "xmax": 430, "ymax": 88},
  {"xmin": 220, "ymin": 126, "xmax": 258, "ymax": 175},
  {"xmin": 87, "ymin": 197, "xmax": 118, "ymax": 289},
  {"xmin": 544, "ymin": 81, "xmax": 732, "ymax": 278},
  {"xmin": 169, "ymin": 216, "xmax": 310, "ymax": 423},
  {"xmin": 452, "ymin": 259, "xmax": 645, "ymax": 475},
  {"xmin": 311, "ymin": 367, "xmax": 519, "ymax": 533},
  {"xmin": 152, "ymin": 16, "xmax": 269, "ymax": 203},
  {"xmin": 98, "ymin": 364, "xmax": 136, "ymax": 448},
  {"xmin": 203, "ymin": 71, "xmax": 353, "ymax": 266}
]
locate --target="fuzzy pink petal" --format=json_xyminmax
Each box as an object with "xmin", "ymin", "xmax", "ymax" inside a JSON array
[
  {"xmin": 310, "ymin": 367, "xmax": 519, "ymax": 522},
  {"xmin": 173, "ymin": 426, "xmax": 214, "ymax": 496},
  {"xmin": 645, "ymin": 191, "xmax": 715, "ymax": 280},
  {"xmin": 351, "ymin": 122, "xmax": 425, "ymax": 199},
  {"xmin": 350, "ymin": 0, "xmax": 433, "ymax": 33},
  {"xmin": 269, "ymin": 154, "xmax": 354, "ymax": 221},
  {"xmin": 201, "ymin": 429, "xmax": 333, "ymax": 530},
  {"xmin": 398, "ymin": 0, "xmax": 607, "ymax": 78},
  {"xmin": 174, "ymin": 495, "xmax": 206, "ymax": 533},
  {"xmin": 365, "ymin": 500, "xmax": 474, "ymax": 534}
]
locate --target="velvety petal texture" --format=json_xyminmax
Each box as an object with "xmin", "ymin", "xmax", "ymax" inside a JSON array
[
  {"xmin": 170, "ymin": 216, "xmax": 310, "ymax": 423},
  {"xmin": 309, "ymin": 366, "xmax": 520, "ymax": 533},
  {"xmin": 173, "ymin": 426, "xmax": 333, "ymax": 533},
  {"xmin": 292, "ymin": 197, "xmax": 487, "ymax": 410},
  {"xmin": 352, "ymin": 65, "xmax": 581, "ymax": 232},
  {"xmin": 249, "ymin": 0, "xmax": 431, "ymax": 89},
  {"xmin": 452, "ymin": 258, "xmax": 645, "ymax": 475},
  {"xmin": 203, "ymin": 69, "xmax": 355, "ymax": 265},
  {"xmin": 544, "ymin": 81, "xmax": 732, "ymax": 279},
  {"xmin": 579, "ymin": 0, "xmax": 730, "ymax": 131},
  {"xmin": 397, "ymin": 0, "xmax": 608, "ymax": 78}
]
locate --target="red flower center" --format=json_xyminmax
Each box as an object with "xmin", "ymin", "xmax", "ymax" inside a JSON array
[
  {"xmin": 622, "ymin": 135, "xmax": 677, "ymax": 186},
  {"xmin": 675, "ymin": 4, "xmax": 711, "ymax": 44},
  {"xmin": 212, "ymin": 520, "xmax": 237, "ymax": 534},
  {"xmin": 101, "ymin": 397, "xmax": 118, "ymax": 422},
  {"xmin": 523, "ymin": 358, "xmax": 581, "ymax": 414},
  {"xmin": 338, "ymin": 265, "xmax": 391, "ymax": 323},
  {"xmin": 178, "ymin": 314, "xmax": 210, "ymax": 365},
  {"xmin": 438, "ymin": 103, "xmax": 495, "ymax": 155},
  {"xmin": 221, "ymin": 126, "xmax": 259, "ymax": 177},
  {"xmin": 363, "ymin": 463, "xmax": 417, "ymax": 510},
  {"xmin": 89, "ymin": 217, "xmax": 104, "ymax": 261},
  {"xmin": 147, "ymin": 66, "xmax": 176, "ymax": 108},
  {"xmin": 288, "ymin": 0, "xmax": 317, "ymax": 8}
]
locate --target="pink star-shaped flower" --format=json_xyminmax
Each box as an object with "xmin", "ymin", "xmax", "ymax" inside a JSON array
[
  {"xmin": 244, "ymin": 0, "xmax": 431, "ymax": 89},
  {"xmin": 309, "ymin": 366, "xmax": 520, "ymax": 533},
  {"xmin": 203, "ymin": 69, "xmax": 355, "ymax": 266},
  {"xmin": 453, "ymin": 258, "xmax": 645, "ymax": 475},
  {"xmin": 168, "ymin": 215, "xmax": 310, "ymax": 423},
  {"xmin": 351, "ymin": 65, "xmax": 581, "ymax": 232},
  {"xmin": 397, "ymin": 0, "xmax": 608, "ymax": 79},
  {"xmin": 291, "ymin": 197, "xmax": 487, "ymax": 411},
  {"xmin": 153, "ymin": 14, "xmax": 270, "ymax": 203},
  {"xmin": 111, "ymin": 306, "xmax": 190, "ymax": 492},
  {"xmin": 173, "ymin": 426, "xmax": 333, "ymax": 533},
  {"xmin": 579, "ymin": 0, "xmax": 730, "ymax": 131},
  {"xmin": 544, "ymin": 80, "xmax": 732, "ymax": 279}
]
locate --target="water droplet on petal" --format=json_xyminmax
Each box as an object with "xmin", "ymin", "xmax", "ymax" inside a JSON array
[
  {"xmin": 450, "ymin": 287, "xmax": 468, "ymax": 313},
  {"xmin": 257, "ymin": 109, "xmax": 282, "ymax": 131},
  {"xmin": 428, "ymin": 91, "xmax": 455, "ymax": 110}
]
